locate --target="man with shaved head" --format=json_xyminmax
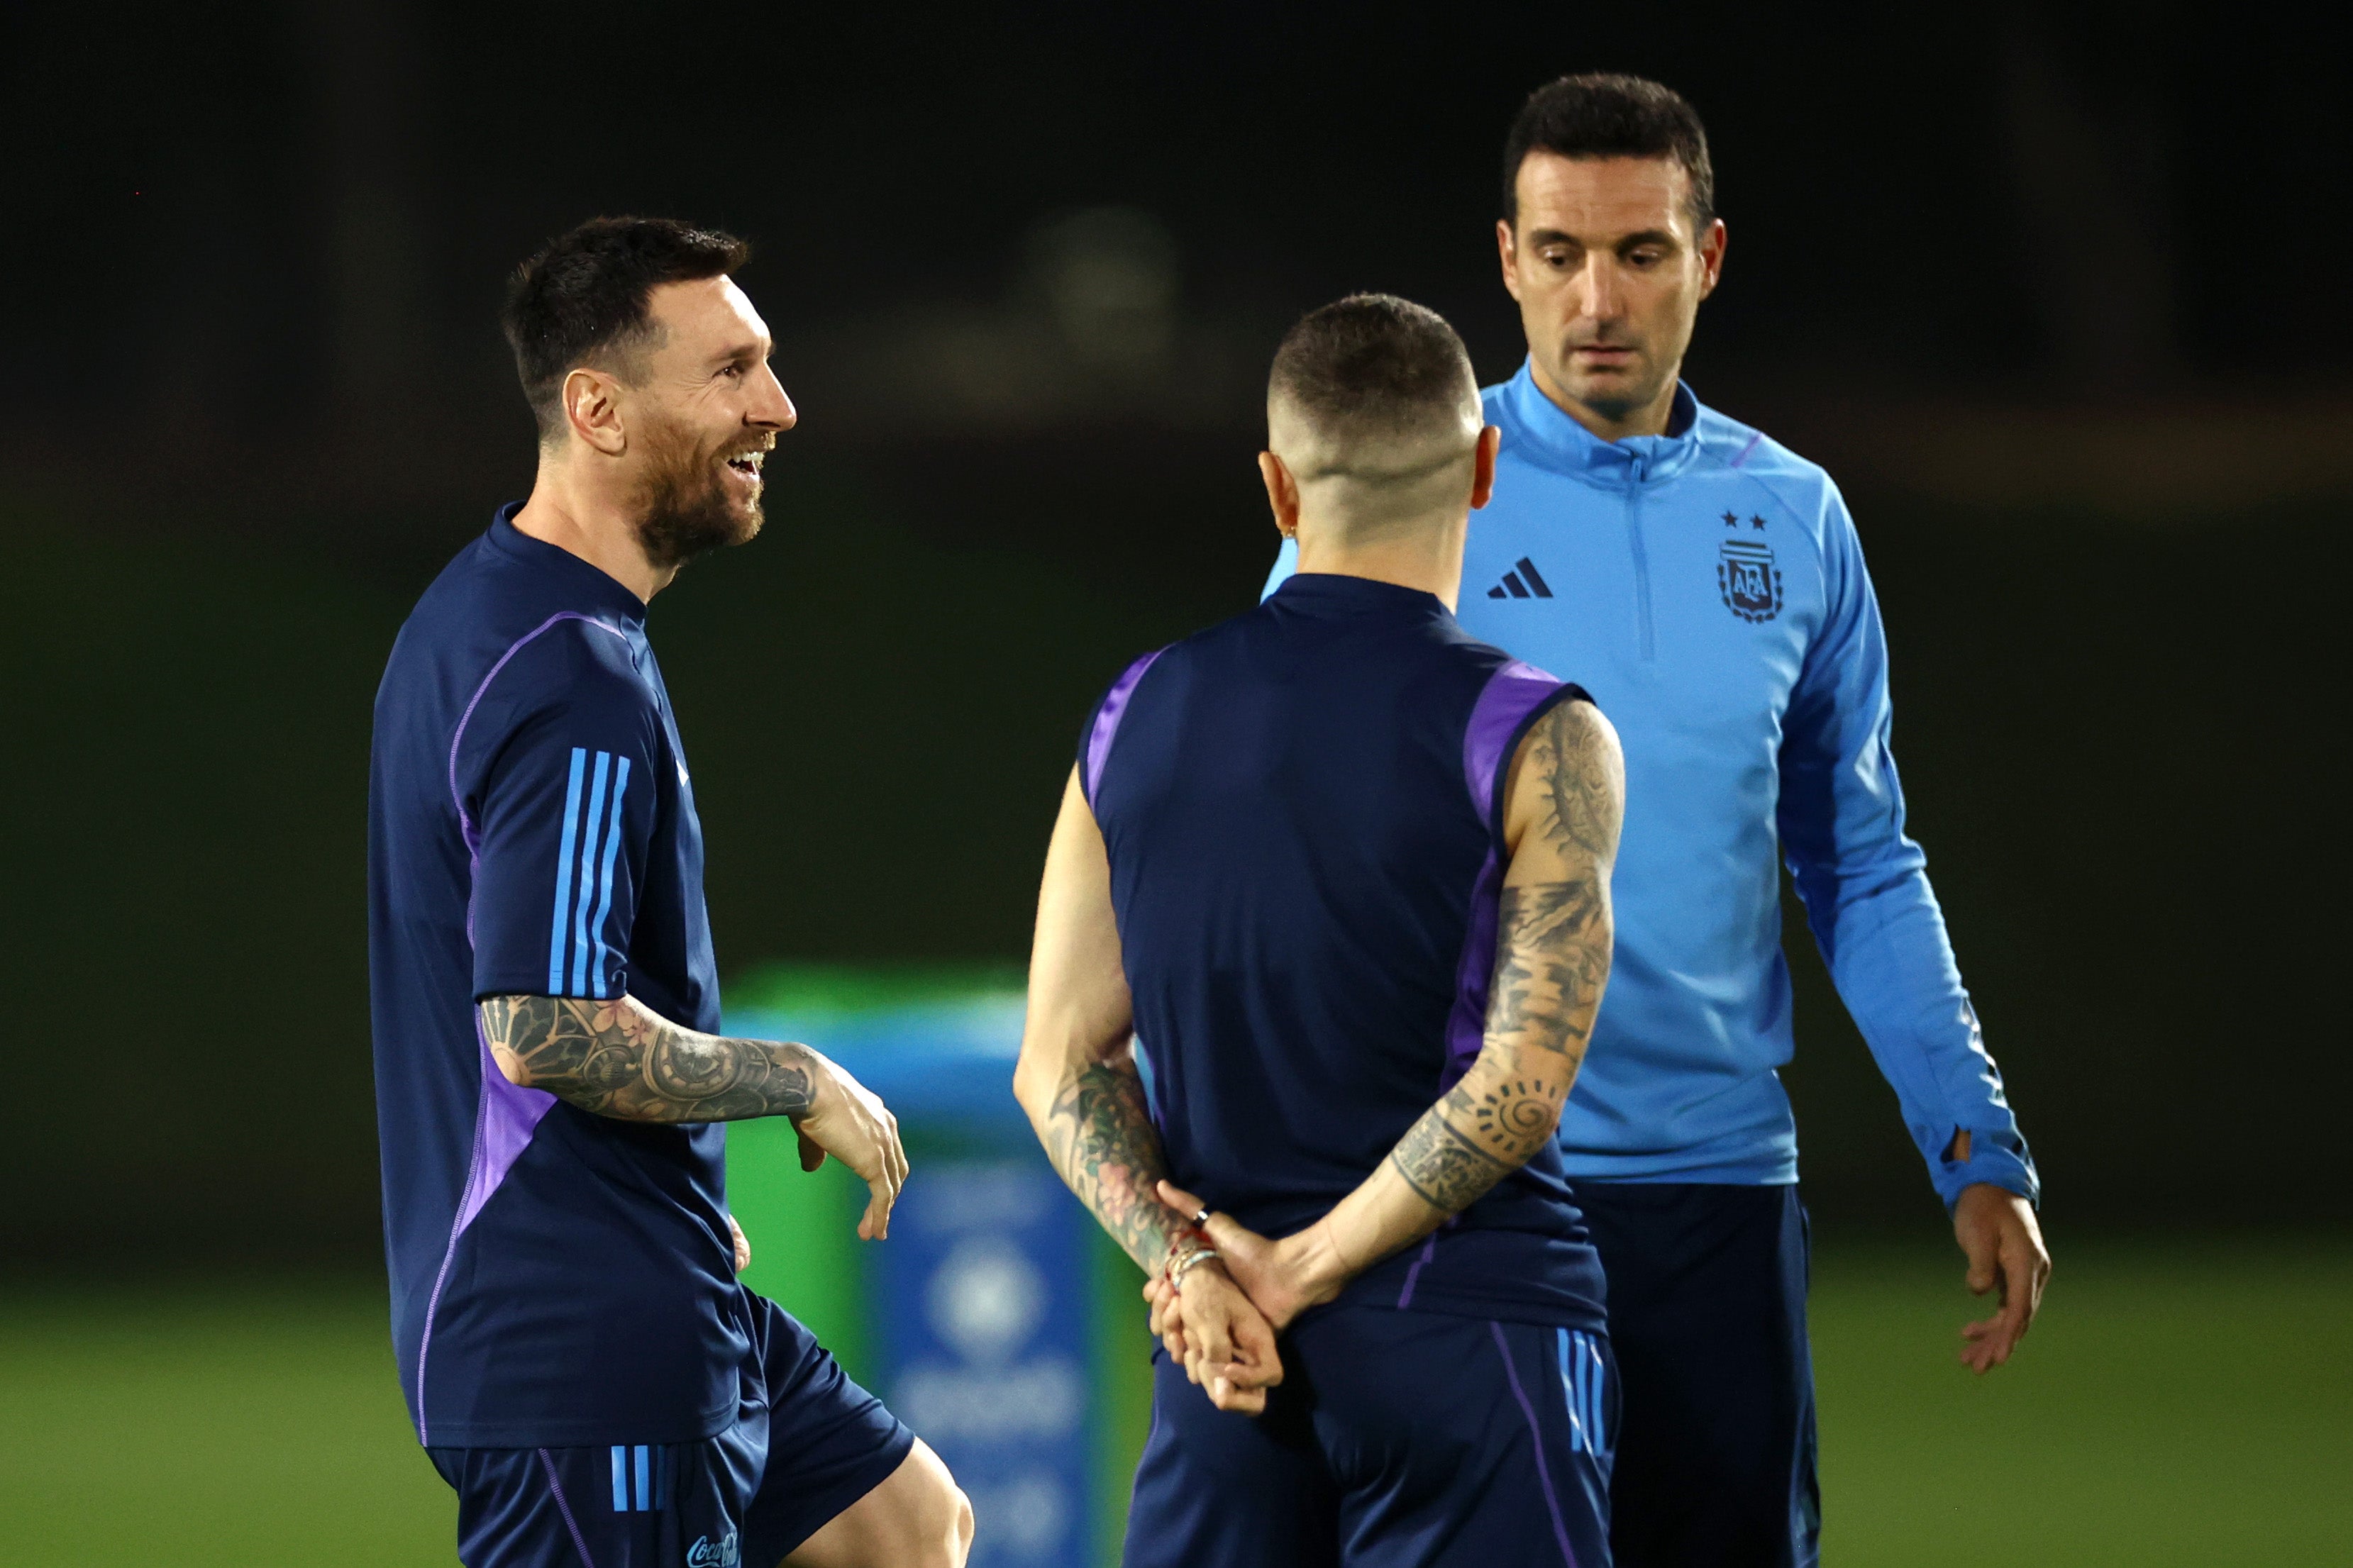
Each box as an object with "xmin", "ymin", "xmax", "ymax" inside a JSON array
[{"xmin": 1017, "ymin": 294, "xmax": 1627, "ymax": 1567}]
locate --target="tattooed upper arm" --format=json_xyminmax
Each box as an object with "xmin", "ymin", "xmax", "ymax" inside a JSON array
[{"xmin": 1515, "ymin": 696, "xmax": 1624, "ymax": 864}]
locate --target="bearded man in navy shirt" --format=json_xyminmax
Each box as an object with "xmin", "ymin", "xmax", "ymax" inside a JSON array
[{"xmin": 369, "ymin": 217, "xmax": 971, "ymax": 1568}]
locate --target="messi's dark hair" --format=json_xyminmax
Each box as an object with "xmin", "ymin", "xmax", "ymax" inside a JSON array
[
  {"xmin": 1501, "ymin": 74, "xmax": 1715, "ymax": 230},
  {"xmin": 502, "ymin": 216, "xmax": 751, "ymax": 440},
  {"xmin": 1269, "ymin": 293, "xmax": 1476, "ymax": 441}
]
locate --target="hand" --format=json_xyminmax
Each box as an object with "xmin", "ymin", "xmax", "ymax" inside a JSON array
[
  {"xmin": 1953, "ymin": 1182, "xmax": 2050, "ymax": 1374},
  {"xmin": 790, "ymin": 1051, "xmax": 909, "ymax": 1240},
  {"xmin": 1171, "ymin": 1260, "xmax": 1284, "ymax": 1413},
  {"xmin": 727, "ymin": 1212, "xmax": 752, "ymax": 1273},
  {"xmin": 1143, "ymin": 1273, "xmax": 1190, "ymax": 1364},
  {"xmin": 1158, "ymin": 1181, "xmax": 1347, "ymax": 1333}
]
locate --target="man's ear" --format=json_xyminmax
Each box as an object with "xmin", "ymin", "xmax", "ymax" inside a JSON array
[
  {"xmin": 562, "ymin": 367, "xmax": 630, "ymax": 456},
  {"xmin": 1258, "ymin": 450, "xmax": 1302, "ymax": 538},
  {"xmin": 1470, "ymin": 425, "xmax": 1501, "ymax": 510},
  {"xmin": 1696, "ymin": 218, "xmax": 1728, "ymax": 300},
  {"xmin": 1496, "ymin": 219, "xmax": 1522, "ymax": 302}
]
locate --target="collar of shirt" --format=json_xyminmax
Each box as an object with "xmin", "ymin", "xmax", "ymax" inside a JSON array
[
  {"xmin": 1492, "ymin": 359, "xmax": 1703, "ymax": 488},
  {"xmin": 1268, "ymin": 572, "xmax": 1449, "ymax": 621},
  {"xmin": 485, "ymin": 501, "xmax": 650, "ymax": 628}
]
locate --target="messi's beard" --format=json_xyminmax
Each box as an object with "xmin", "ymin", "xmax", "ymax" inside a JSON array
[{"xmin": 632, "ymin": 415, "xmax": 763, "ymax": 571}]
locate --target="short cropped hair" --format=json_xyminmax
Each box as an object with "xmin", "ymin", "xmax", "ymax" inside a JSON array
[
  {"xmin": 1267, "ymin": 293, "xmax": 1478, "ymax": 465},
  {"xmin": 1501, "ymin": 74, "xmax": 1715, "ymax": 230},
  {"xmin": 502, "ymin": 216, "xmax": 751, "ymax": 440}
]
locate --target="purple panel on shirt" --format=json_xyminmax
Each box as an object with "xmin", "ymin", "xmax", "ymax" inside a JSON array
[
  {"xmin": 416, "ymin": 1023, "xmax": 556, "ymax": 1440},
  {"xmin": 1442, "ymin": 851, "xmax": 1506, "ymax": 1090},
  {"xmin": 1463, "ymin": 660, "xmax": 1563, "ymax": 829},
  {"xmin": 1083, "ymin": 649, "xmax": 1166, "ymax": 804},
  {"xmin": 1442, "ymin": 660, "xmax": 1570, "ymax": 1088},
  {"xmin": 455, "ymin": 1028, "xmax": 557, "ymax": 1238}
]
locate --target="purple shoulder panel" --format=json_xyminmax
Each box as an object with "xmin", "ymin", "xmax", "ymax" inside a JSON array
[
  {"xmin": 1461, "ymin": 659, "xmax": 1566, "ymax": 830},
  {"xmin": 1083, "ymin": 649, "xmax": 1167, "ymax": 804},
  {"xmin": 1441, "ymin": 660, "xmax": 1571, "ymax": 1089}
]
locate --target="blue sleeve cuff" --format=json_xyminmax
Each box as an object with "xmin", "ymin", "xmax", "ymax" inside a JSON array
[{"xmin": 1930, "ymin": 1132, "xmax": 2041, "ymax": 1212}]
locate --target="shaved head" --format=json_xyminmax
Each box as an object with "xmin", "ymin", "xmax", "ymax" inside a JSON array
[{"xmin": 1267, "ymin": 294, "xmax": 1482, "ymax": 536}]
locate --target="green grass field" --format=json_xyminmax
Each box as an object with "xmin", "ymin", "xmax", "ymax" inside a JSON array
[{"xmin": 3, "ymin": 1240, "xmax": 2345, "ymax": 1565}]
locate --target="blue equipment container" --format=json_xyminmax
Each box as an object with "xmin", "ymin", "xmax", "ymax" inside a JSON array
[{"xmin": 724, "ymin": 967, "xmax": 1150, "ymax": 1568}]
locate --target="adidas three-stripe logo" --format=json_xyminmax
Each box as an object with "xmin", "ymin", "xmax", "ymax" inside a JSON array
[
  {"xmin": 611, "ymin": 1445, "xmax": 670, "ymax": 1512},
  {"xmin": 548, "ymin": 747, "xmax": 631, "ymax": 997},
  {"xmin": 1556, "ymin": 1328, "xmax": 1607, "ymax": 1456},
  {"xmin": 1486, "ymin": 557, "xmax": 1554, "ymax": 599}
]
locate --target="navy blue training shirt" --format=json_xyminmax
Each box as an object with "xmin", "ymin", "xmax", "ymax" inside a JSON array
[
  {"xmin": 1083, "ymin": 572, "xmax": 1607, "ymax": 1331},
  {"xmin": 370, "ymin": 504, "xmax": 746, "ymax": 1449}
]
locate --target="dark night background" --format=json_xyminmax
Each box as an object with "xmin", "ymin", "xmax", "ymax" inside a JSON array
[{"xmin": 3, "ymin": 2, "xmax": 2345, "ymax": 1272}]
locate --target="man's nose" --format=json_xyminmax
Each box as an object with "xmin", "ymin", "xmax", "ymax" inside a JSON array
[
  {"xmin": 1578, "ymin": 253, "xmax": 1621, "ymax": 321},
  {"xmin": 749, "ymin": 363, "xmax": 796, "ymax": 430}
]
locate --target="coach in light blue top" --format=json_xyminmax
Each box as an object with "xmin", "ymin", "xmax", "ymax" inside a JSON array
[{"xmin": 1270, "ymin": 75, "xmax": 2050, "ymax": 1568}]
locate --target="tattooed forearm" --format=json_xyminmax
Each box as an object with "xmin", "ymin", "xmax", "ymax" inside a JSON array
[
  {"xmin": 1390, "ymin": 1089, "xmax": 1510, "ymax": 1212},
  {"xmin": 480, "ymin": 994, "xmax": 817, "ymax": 1123},
  {"xmin": 1040, "ymin": 1056, "xmax": 1188, "ymax": 1274},
  {"xmin": 1389, "ymin": 1064, "xmax": 1570, "ymax": 1214}
]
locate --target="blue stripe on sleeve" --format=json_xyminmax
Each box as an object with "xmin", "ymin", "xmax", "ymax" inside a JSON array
[
  {"xmin": 610, "ymin": 1445, "xmax": 628, "ymax": 1511},
  {"xmin": 568, "ymin": 752, "xmax": 611, "ymax": 994},
  {"xmin": 585, "ymin": 756, "xmax": 631, "ymax": 999},
  {"xmin": 548, "ymin": 749, "xmax": 588, "ymax": 993},
  {"xmin": 633, "ymin": 1445, "xmax": 650, "ymax": 1511}
]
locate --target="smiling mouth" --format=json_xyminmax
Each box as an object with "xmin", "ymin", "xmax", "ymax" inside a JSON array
[{"xmin": 724, "ymin": 450, "xmax": 766, "ymax": 483}]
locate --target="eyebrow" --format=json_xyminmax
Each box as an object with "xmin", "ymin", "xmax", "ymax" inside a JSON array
[
  {"xmin": 709, "ymin": 338, "xmax": 770, "ymax": 367},
  {"xmin": 1525, "ymin": 226, "xmax": 1683, "ymax": 251}
]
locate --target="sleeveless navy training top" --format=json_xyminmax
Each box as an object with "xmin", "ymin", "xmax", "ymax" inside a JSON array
[{"xmin": 1081, "ymin": 572, "xmax": 1607, "ymax": 1330}]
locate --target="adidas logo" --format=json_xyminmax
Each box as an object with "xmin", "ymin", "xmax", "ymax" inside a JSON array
[{"xmin": 1485, "ymin": 557, "xmax": 1554, "ymax": 599}]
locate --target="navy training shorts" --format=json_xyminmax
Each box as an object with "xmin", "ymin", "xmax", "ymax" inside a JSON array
[
  {"xmin": 426, "ymin": 1294, "xmax": 914, "ymax": 1568},
  {"xmin": 1574, "ymin": 1181, "xmax": 1818, "ymax": 1568},
  {"xmin": 1124, "ymin": 1303, "xmax": 1616, "ymax": 1568}
]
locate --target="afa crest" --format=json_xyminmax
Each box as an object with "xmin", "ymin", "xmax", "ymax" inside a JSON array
[{"xmin": 1717, "ymin": 537, "xmax": 1783, "ymax": 623}]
